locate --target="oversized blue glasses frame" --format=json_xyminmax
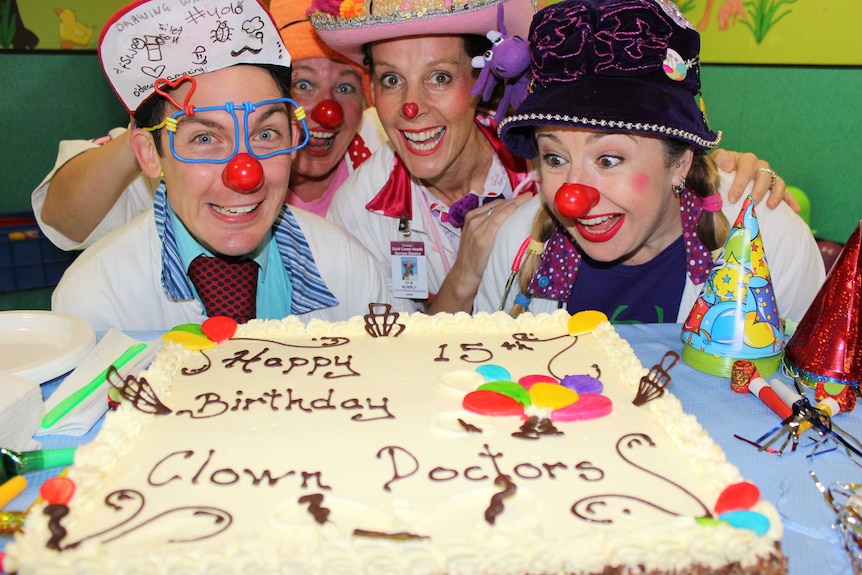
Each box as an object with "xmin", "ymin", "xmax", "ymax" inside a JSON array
[{"xmin": 165, "ymin": 97, "xmax": 310, "ymax": 164}]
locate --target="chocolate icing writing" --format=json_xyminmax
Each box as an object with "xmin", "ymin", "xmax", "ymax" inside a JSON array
[
  {"xmin": 512, "ymin": 416, "xmax": 563, "ymax": 440},
  {"xmin": 217, "ymin": 347, "xmax": 359, "ymax": 379},
  {"xmin": 484, "ymin": 474, "xmax": 517, "ymax": 525},
  {"xmin": 363, "ymin": 303, "xmax": 405, "ymax": 338},
  {"xmin": 570, "ymin": 433, "xmax": 711, "ymax": 524},
  {"xmin": 298, "ymin": 493, "xmax": 330, "ymax": 524},
  {"xmin": 107, "ymin": 366, "xmax": 171, "ymax": 415},
  {"xmin": 353, "ymin": 529, "xmax": 429, "ymax": 540},
  {"xmin": 44, "ymin": 504, "xmax": 69, "ymax": 550},
  {"xmin": 65, "ymin": 490, "xmax": 144, "ymax": 548},
  {"xmin": 633, "ymin": 351, "xmax": 680, "ymax": 406},
  {"xmin": 61, "ymin": 487, "xmax": 232, "ymax": 547},
  {"xmin": 173, "ymin": 388, "xmax": 393, "ymax": 421},
  {"xmin": 182, "ymin": 350, "xmax": 211, "ymax": 375},
  {"xmin": 147, "ymin": 449, "xmax": 330, "ymax": 490},
  {"xmin": 457, "ymin": 418, "xmax": 482, "ymax": 433}
]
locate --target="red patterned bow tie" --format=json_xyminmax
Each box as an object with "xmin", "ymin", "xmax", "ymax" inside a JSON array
[{"xmin": 187, "ymin": 254, "xmax": 259, "ymax": 324}]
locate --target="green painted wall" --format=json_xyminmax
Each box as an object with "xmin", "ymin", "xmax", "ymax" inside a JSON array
[
  {"xmin": 1, "ymin": 54, "xmax": 860, "ymax": 243},
  {"xmin": 701, "ymin": 65, "xmax": 862, "ymax": 243}
]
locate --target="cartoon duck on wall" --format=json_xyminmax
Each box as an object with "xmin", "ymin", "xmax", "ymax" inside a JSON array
[{"xmin": 54, "ymin": 7, "xmax": 93, "ymax": 49}]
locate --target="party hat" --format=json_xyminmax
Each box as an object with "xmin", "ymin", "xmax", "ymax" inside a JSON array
[
  {"xmin": 681, "ymin": 195, "xmax": 785, "ymax": 377},
  {"xmin": 784, "ymin": 221, "xmax": 862, "ymax": 388}
]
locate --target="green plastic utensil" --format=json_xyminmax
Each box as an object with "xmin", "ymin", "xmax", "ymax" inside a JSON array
[{"xmin": 41, "ymin": 342, "xmax": 147, "ymax": 428}]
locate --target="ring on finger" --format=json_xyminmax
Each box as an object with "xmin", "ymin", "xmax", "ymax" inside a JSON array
[
  {"xmin": 756, "ymin": 166, "xmax": 778, "ymax": 187},
  {"xmin": 486, "ymin": 207, "xmax": 495, "ymax": 217}
]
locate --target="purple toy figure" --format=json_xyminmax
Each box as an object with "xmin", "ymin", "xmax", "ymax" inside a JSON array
[{"xmin": 470, "ymin": 4, "xmax": 532, "ymax": 120}]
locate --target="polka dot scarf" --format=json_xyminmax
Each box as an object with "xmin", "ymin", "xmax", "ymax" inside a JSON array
[{"xmin": 526, "ymin": 188, "xmax": 714, "ymax": 301}]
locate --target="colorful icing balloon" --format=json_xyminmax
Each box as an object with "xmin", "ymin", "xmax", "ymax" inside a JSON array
[
  {"xmin": 560, "ymin": 374, "xmax": 603, "ymax": 394},
  {"xmin": 40, "ymin": 477, "xmax": 75, "ymax": 506},
  {"xmin": 714, "ymin": 481, "xmax": 760, "ymax": 515},
  {"xmin": 552, "ymin": 393, "xmax": 613, "ymax": 421},
  {"xmin": 567, "ymin": 310, "xmax": 608, "ymax": 335},
  {"xmin": 463, "ymin": 390, "xmax": 525, "ymax": 416},
  {"xmin": 529, "ymin": 382, "xmax": 579, "ymax": 410},
  {"xmin": 202, "ymin": 316, "xmax": 238, "ymax": 344},
  {"xmin": 518, "ymin": 374, "xmax": 557, "ymax": 390},
  {"xmin": 477, "ymin": 381, "xmax": 531, "ymax": 406},
  {"xmin": 163, "ymin": 330, "xmax": 217, "ymax": 350},
  {"xmin": 477, "ymin": 364, "xmax": 511, "ymax": 383},
  {"xmin": 718, "ymin": 510, "xmax": 770, "ymax": 536}
]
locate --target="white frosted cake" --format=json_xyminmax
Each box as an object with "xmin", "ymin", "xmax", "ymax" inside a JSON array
[{"xmin": 8, "ymin": 308, "xmax": 786, "ymax": 574}]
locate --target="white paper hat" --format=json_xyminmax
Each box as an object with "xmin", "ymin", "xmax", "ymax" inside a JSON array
[{"xmin": 99, "ymin": 0, "xmax": 290, "ymax": 113}]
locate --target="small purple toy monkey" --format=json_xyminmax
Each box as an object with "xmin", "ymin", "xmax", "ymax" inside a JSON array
[{"xmin": 470, "ymin": 4, "xmax": 531, "ymax": 120}]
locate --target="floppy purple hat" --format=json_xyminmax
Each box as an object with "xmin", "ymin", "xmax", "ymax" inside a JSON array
[
  {"xmin": 309, "ymin": 0, "xmax": 538, "ymax": 66},
  {"xmin": 499, "ymin": 0, "xmax": 722, "ymax": 158}
]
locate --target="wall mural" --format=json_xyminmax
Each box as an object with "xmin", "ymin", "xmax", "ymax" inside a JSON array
[
  {"xmin": 676, "ymin": 0, "xmax": 862, "ymax": 65},
  {"xmin": 1, "ymin": 0, "xmax": 125, "ymax": 51},
  {"xmin": 2, "ymin": 0, "xmax": 860, "ymax": 65}
]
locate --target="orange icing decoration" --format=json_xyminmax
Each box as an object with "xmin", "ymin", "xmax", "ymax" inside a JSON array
[
  {"xmin": 39, "ymin": 477, "xmax": 75, "ymax": 506},
  {"xmin": 567, "ymin": 310, "xmax": 608, "ymax": 336}
]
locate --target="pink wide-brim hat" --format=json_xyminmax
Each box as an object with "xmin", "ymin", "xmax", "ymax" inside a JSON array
[{"xmin": 309, "ymin": 0, "xmax": 538, "ymax": 66}]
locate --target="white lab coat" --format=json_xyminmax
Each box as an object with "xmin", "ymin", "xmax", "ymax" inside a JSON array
[
  {"xmin": 52, "ymin": 208, "xmax": 387, "ymax": 331},
  {"xmin": 476, "ymin": 170, "xmax": 826, "ymax": 324}
]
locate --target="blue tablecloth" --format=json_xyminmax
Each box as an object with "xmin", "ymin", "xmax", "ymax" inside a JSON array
[{"xmin": 2, "ymin": 325, "xmax": 859, "ymax": 574}]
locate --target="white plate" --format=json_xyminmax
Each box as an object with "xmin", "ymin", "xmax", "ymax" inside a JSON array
[{"xmin": 0, "ymin": 310, "xmax": 96, "ymax": 383}]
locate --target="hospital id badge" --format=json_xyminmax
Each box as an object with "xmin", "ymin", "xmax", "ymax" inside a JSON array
[{"xmin": 391, "ymin": 241, "xmax": 428, "ymax": 299}]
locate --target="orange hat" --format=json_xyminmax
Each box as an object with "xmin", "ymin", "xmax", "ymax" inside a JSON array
[{"xmin": 270, "ymin": 0, "xmax": 373, "ymax": 105}]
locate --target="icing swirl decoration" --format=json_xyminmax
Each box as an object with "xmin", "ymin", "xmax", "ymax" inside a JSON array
[{"xmin": 570, "ymin": 433, "xmax": 711, "ymax": 524}]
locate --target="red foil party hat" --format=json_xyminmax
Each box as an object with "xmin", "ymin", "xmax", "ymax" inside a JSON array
[{"xmin": 784, "ymin": 221, "xmax": 862, "ymax": 388}]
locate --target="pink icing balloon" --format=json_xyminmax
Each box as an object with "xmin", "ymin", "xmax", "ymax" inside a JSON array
[
  {"xmin": 552, "ymin": 393, "xmax": 613, "ymax": 422},
  {"xmin": 518, "ymin": 374, "xmax": 557, "ymax": 390}
]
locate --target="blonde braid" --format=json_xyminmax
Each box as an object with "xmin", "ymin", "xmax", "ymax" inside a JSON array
[{"xmin": 509, "ymin": 202, "xmax": 557, "ymax": 317}]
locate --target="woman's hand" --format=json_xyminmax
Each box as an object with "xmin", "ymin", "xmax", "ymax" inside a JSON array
[
  {"xmin": 712, "ymin": 149, "xmax": 800, "ymax": 212},
  {"xmin": 429, "ymin": 193, "xmax": 533, "ymax": 314}
]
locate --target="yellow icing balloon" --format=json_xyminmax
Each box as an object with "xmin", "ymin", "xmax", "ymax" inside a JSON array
[
  {"xmin": 530, "ymin": 383, "xmax": 579, "ymax": 410},
  {"xmin": 567, "ymin": 310, "xmax": 608, "ymax": 335},
  {"xmin": 743, "ymin": 311, "xmax": 778, "ymax": 349},
  {"xmin": 163, "ymin": 330, "xmax": 217, "ymax": 350}
]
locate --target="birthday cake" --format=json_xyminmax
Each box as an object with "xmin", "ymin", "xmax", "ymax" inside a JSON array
[{"xmin": 8, "ymin": 308, "xmax": 787, "ymax": 574}]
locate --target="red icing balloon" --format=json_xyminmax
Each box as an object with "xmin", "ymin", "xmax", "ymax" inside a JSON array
[
  {"xmin": 714, "ymin": 481, "xmax": 760, "ymax": 515},
  {"xmin": 40, "ymin": 476, "xmax": 75, "ymax": 506},
  {"xmin": 311, "ymin": 99, "xmax": 344, "ymax": 129},
  {"xmin": 202, "ymin": 316, "xmax": 238, "ymax": 344},
  {"xmin": 463, "ymin": 390, "xmax": 525, "ymax": 416},
  {"xmin": 402, "ymin": 102, "xmax": 419, "ymax": 119},
  {"xmin": 554, "ymin": 183, "xmax": 600, "ymax": 219},
  {"xmin": 222, "ymin": 153, "xmax": 264, "ymax": 193}
]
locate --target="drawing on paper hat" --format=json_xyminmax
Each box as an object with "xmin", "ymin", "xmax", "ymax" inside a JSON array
[{"xmin": 99, "ymin": 0, "xmax": 289, "ymax": 113}]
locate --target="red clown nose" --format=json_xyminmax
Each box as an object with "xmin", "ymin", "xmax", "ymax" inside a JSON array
[
  {"xmin": 222, "ymin": 153, "xmax": 264, "ymax": 193},
  {"xmin": 310, "ymin": 99, "xmax": 344, "ymax": 129},
  {"xmin": 402, "ymin": 102, "xmax": 419, "ymax": 119},
  {"xmin": 554, "ymin": 183, "xmax": 600, "ymax": 219}
]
